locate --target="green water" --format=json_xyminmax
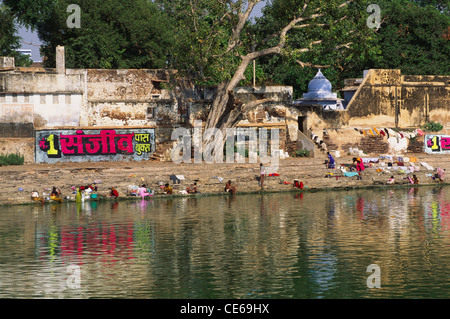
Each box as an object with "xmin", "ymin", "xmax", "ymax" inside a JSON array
[{"xmin": 0, "ymin": 186, "xmax": 449, "ymax": 299}]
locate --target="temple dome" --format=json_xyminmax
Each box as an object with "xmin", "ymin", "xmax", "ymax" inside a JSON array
[{"xmin": 303, "ymin": 69, "xmax": 336, "ymax": 99}]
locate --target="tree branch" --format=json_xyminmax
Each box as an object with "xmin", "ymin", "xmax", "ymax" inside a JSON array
[
  {"xmin": 291, "ymin": 40, "xmax": 324, "ymax": 54},
  {"xmin": 225, "ymin": 0, "xmax": 261, "ymax": 54},
  {"xmin": 241, "ymin": 98, "xmax": 277, "ymax": 114},
  {"xmin": 189, "ymin": 0, "xmax": 198, "ymax": 33},
  {"xmin": 227, "ymin": 0, "xmax": 354, "ymax": 92},
  {"xmin": 296, "ymin": 60, "xmax": 331, "ymax": 69}
]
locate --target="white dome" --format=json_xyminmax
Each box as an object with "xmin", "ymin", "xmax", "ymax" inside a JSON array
[
  {"xmin": 308, "ymin": 70, "xmax": 332, "ymax": 93},
  {"xmin": 303, "ymin": 69, "xmax": 336, "ymax": 99}
]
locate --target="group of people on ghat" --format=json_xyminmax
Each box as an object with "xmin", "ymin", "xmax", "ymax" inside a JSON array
[
  {"xmin": 31, "ymin": 185, "xmax": 96, "ymax": 204},
  {"xmin": 324, "ymin": 151, "xmax": 446, "ymax": 185},
  {"xmin": 31, "ymin": 179, "xmax": 204, "ymax": 204},
  {"xmin": 29, "ymin": 152, "xmax": 447, "ymax": 205},
  {"xmin": 115, "ymin": 181, "xmax": 200, "ymax": 199},
  {"xmin": 31, "ymin": 186, "xmax": 63, "ymax": 204}
]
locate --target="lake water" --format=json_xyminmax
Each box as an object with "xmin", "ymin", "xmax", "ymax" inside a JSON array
[{"xmin": 0, "ymin": 186, "xmax": 449, "ymax": 299}]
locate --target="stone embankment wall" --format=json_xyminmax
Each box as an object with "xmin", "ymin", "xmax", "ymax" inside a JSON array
[{"xmin": 1, "ymin": 154, "xmax": 449, "ymax": 206}]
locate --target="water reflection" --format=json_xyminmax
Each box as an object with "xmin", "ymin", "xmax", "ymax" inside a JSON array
[{"xmin": 0, "ymin": 186, "xmax": 449, "ymax": 298}]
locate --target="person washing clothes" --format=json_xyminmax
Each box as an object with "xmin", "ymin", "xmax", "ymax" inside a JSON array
[
  {"xmin": 110, "ymin": 187, "xmax": 119, "ymax": 199},
  {"xmin": 326, "ymin": 152, "xmax": 335, "ymax": 169},
  {"xmin": 225, "ymin": 180, "xmax": 237, "ymax": 195},
  {"xmin": 164, "ymin": 183, "xmax": 173, "ymax": 195},
  {"xmin": 387, "ymin": 176, "xmax": 395, "ymax": 185},
  {"xmin": 50, "ymin": 187, "xmax": 63, "ymax": 203},
  {"xmin": 138, "ymin": 184, "xmax": 151, "ymax": 199},
  {"xmin": 187, "ymin": 182, "xmax": 199, "ymax": 194},
  {"xmin": 31, "ymin": 190, "xmax": 44, "ymax": 204},
  {"xmin": 354, "ymin": 157, "xmax": 365, "ymax": 180},
  {"xmin": 76, "ymin": 188, "xmax": 83, "ymax": 202}
]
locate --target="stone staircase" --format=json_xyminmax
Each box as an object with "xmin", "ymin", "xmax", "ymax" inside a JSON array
[
  {"xmin": 295, "ymin": 129, "xmax": 328, "ymax": 158},
  {"xmin": 150, "ymin": 142, "xmax": 173, "ymax": 161},
  {"xmin": 1, "ymin": 153, "xmax": 450, "ymax": 206}
]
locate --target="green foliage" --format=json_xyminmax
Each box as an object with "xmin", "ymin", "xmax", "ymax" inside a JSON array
[
  {"xmin": 253, "ymin": 0, "xmax": 382, "ymax": 98},
  {"xmin": 159, "ymin": 0, "xmax": 250, "ymax": 85},
  {"xmin": 3, "ymin": 0, "xmax": 448, "ymax": 92},
  {"xmin": 374, "ymin": 0, "xmax": 450, "ymax": 76},
  {"xmin": 422, "ymin": 121, "xmax": 444, "ymax": 132},
  {"xmin": 0, "ymin": 153, "xmax": 25, "ymax": 166},
  {"xmin": 2, "ymin": 0, "xmax": 55, "ymax": 28},
  {"xmin": 292, "ymin": 149, "xmax": 310, "ymax": 157},
  {"xmin": 0, "ymin": 4, "xmax": 32, "ymax": 67},
  {"xmin": 5, "ymin": 0, "xmax": 175, "ymax": 69},
  {"xmin": 413, "ymin": 0, "xmax": 449, "ymax": 12},
  {"xmin": 252, "ymin": 0, "xmax": 449, "ymax": 98},
  {"xmin": 161, "ymin": 0, "xmax": 382, "ymax": 90}
]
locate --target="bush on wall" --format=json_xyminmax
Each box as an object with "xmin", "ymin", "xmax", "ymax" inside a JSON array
[{"xmin": 0, "ymin": 153, "xmax": 25, "ymax": 166}]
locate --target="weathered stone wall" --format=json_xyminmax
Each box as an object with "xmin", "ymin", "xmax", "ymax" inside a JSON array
[
  {"xmin": 86, "ymin": 69, "xmax": 170, "ymax": 101},
  {"xmin": 345, "ymin": 70, "xmax": 450, "ymax": 129},
  {"xmin": 82, "ymin": 99, "xmax": 181, "ymax": 127},
  {"xmin": 1, "ymin": 63, "xmax": 448, "ymax": 159},
  {"xmin": 402, "ymin": 75, "xmax": 450, "ymax": 127},
  {"xmin": 0, "ymin": 69, "xmax": 85, "ymax": 94},
  {"xmin": 286, "ymin": 69, "xmax": 449, "ymax": 155},
  {"xmin": 81, "ymin": 69, "xmax": 176, "ymax": 127},
  {"xmin": 0, "ymin": 68, "xmax": 85, "ymax": 128},
  {"xmin": 189, "ymin": 101, "xmax": 212, "ymax": 124},
  {"xmin": 0, "ymin": 123, "xmax": 34, "ymax": 137},
  {"xmin": 0, "ymin": 137, "xmax": 34, "ymax": 163},
  {"xmin": 407, "ymin": 135, "xmax": 425, "ymax": 154}
]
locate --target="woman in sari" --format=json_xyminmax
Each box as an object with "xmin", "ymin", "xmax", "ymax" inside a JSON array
[{"xmin": 326, "ymin": 152, "xmax": 335, "ymax": 169}]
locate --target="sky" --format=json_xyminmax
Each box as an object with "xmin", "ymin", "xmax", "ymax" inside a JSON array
[
  {"xmin": 18, "ymin": 26, "xmax": 43, "ymax": 62},
  {"xmin": 17, "ymin": 1, "xmax": 266, "ymax": 63}
]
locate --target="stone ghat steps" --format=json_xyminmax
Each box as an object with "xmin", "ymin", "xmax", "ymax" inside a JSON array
[{"xmin": 1, "ymin": 154, "xmax": 449, "ymax": 205}]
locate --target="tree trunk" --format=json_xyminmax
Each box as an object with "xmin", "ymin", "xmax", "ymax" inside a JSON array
[{"xmin": 204, "ymin": 54, "xmax": 254, "ymax": 130}]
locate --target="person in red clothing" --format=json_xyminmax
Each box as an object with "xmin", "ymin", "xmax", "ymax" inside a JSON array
[
  {"xmin": 225, "ymin": 180, "xmax": 237, "ymax": 195},
  {"xmin": 293, "ymin": 179, "xmax": 303, "ymax": 189},
  {"xmin": 353, "ymin": 157, "xmax": 365, "ymax": 180},
  {"xmin": 110, "ymin": 187, "xmax": 119, "ymax": 198}
]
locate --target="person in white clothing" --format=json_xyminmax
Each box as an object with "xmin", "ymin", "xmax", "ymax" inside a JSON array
[{"xmin": 260, "ymin": 163, "xmax": 266, "ymax": 189}]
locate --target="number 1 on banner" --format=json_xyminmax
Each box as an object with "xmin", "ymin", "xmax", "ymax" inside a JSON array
[
  {"xmin": 431, "ymin": 136, "xmax": 440, "ymax": 151},
  {"xmin": 46, "ymin": 134, "xmax": 59, "ymax": 156},
  {"xmin": 46, "ymin": 134, "xmax": 61, "ymax": 158}
]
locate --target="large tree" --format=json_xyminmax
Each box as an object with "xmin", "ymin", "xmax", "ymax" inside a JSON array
[
  {"xmin": 414, "ymin": 0, "xmax": 449, "ymax": 11},
  {"xmin": 0, "ymin": 3, "xmax": 32, "ymax": 66},
  {"xmin": 164, "ymin": 0, "xmax": 376, "ymax": 134},
  {"xmin": 253, "ymin": 0, "xmax": 381, "ymax": 98},
  {"xmin": 374, "ymin": 0, "xmax": 449, "ymax": 75},
  {"xmin": 253, "ymin": 0, "xmax": 449, "ymax": 98},
  {"xmin": 4, "ymin": 0, "xmax": 175, "ymax": 69}
]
